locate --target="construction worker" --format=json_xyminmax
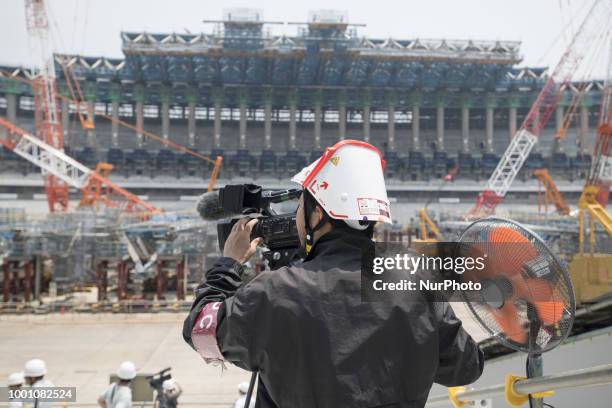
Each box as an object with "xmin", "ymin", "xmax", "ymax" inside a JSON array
[
  {"xmin": 98, "ymin": 361, "xmax": 136, "ymax": 408},
  {"xmin": 153, "ymin": 379, "xmax": 182, "ymax": 408},
  {"xmin": 184, "ymin": 140, "xmax": 484, "ymax": 407},
  {"xmin": 233, "ymin": 382, "xmax": 255, "ymax": 408},
  {"xmin": 23, "ymin": 359, "xmax": 54, "ymax": 408},
  {"xmin": 7, "ymin": 372, "xmax": 24, "ymax": 408}
]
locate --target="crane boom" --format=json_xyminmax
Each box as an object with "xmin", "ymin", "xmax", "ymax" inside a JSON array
[
  {"xmin": 0, "ymin": 118, "xmax": 160, "ymax": 214},
  {"xmin": 466, "ymin": 0, "xmax": 612, "ymax": 219},
  {"xmin": 25, "ymin": 0, "xmax": 70, "ymax": 211}
]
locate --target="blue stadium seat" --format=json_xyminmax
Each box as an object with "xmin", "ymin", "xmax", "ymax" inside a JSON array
[
  {"xmin": 178, "ymin": 152, "xmax": 203, "ymax": 179},
  {"xmin": 156, "ymin": 149, "xmax": 178, "ymax": 177},
  {"xmin": 406, "ymin": 151, "xmax": 425, "ymax": 181},
  {"xmin": 572, "ymin": 154, "xmax": 592, "ymax": 180},
  {"xmin": 0, "ymin": 146, "xmax": 27, "ymax": 174},
  {"xmin": 383, "ymin": 151, "xmax": 401, "ymax": 180},
  {"xmin": 231, "ymin": 149, "xmax": 256, "ymax": 178},
  {"xmin": 259, "ymin": 150, "xmax": 277, "ymax": 177},
  {"xmin": 457, "ymin": 153, "xmax": 475, "ymax": 178},
  {"xmin": 106, "ymin": 148, "xmax": 125, "ymax": 176},
  {"xmin": 480, "ymin": 153, "xmax": 500, "ymax": 179},
  {"xmin": 126, "ymin": 149, "xmax": 152, "ymax": 177},
  {"xmin": 75, "ymin": 147, "xmax": 98, "ymax": 169},
  {"xmin": 549, "ymin": 152, "xmax": 570, "ymax": 179},
  {"xmin": 431, "ymin": 151, "xmax": 449, "ymax": 179},
  {"xmin": 279, "ymin": 150, "xmax": 307, "ymax": 179}
]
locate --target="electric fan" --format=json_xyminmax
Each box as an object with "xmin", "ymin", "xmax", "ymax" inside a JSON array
[{"xmin": 455, "ymin": 217, "xmax": 576, "ymax": 406}]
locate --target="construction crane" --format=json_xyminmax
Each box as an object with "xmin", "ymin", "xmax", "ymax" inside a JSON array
[
  {"xmin": 533, "ymin": 168, "xmax": 571, "ymax": 215},
  {"xmin": 415, "ymin": 167, "xmax": 458, "ymax": 242},
  {"xmin": 465, "ymin": 0, "xmax": 612, "ymax": 220},
  {"xmin": 578, "ymin": 33, "xmax": 612, "ymax": 253},
  {"xmin": 0, "ymin": 118, "xmax": 159, "ymax": 214},
  {"xmin": 24, "ymin": 0, "xmax": 71, "ymax": 212}
]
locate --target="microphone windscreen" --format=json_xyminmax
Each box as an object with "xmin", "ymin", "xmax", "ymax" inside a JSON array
[{"xmin": 196, "ymin": 191, "xmax": 235, "ymax": 221}]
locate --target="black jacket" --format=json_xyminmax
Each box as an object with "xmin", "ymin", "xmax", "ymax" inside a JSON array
[{"xmin": 184, "ymin": 229, "xmax": 483, "ymax": 408}]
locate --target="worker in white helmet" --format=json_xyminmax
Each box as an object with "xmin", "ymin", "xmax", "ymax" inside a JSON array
[
  {"xmin": 183, "ymin": 140, "xmax": 483, "ymax": 407},
  {"xmin": 23, "ymin": 359, "xmax": 54, "ymax": 408},
  {"xmin": 233, "ymin": 381, "xmax": 255, "ymax": 408},
  {"xmin": 98, "ymin": 361, "xmax": 136, "ymax": 408},
  {"xmin": 7, "ymin": 372, "xmax": 24, "ymax": 408},
  {"xmin": 153, "ymin": 378, "xmax": 182, "ymax": 408}
]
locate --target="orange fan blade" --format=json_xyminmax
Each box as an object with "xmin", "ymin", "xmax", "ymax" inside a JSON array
[
  {"xmin": 488, "ymin": 226, "xmax": 538, "ymax": 277},
  {"xmin": 492, "ymin": 303, "xmax": 527, "ymax": 344}
]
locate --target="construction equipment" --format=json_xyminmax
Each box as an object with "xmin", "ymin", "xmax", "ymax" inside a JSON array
[
  {"xmin": 24, "ymin": 0, "xmax": 71, "ymax": 212},
  {"xmin": 416, "ymin": 167, "xmax": 458, "ymax": 242},
  {"xmin": 0, "ymin": 118, "xmax": 159, "ymax": 214},
  {"xmin": 466, "ymin": 0, "xmax": 612, "ymax": 219},
  {"xmin": 533, "ymin": 168, "xmax": 571, "ymax": 215},
  {"xmin": 58, "ymin": 57, "xmax": 95, "ymax": 131}
]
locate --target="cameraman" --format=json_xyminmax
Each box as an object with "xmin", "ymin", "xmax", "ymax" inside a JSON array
[
  {"xmin": 184, "ymin": 140, "xmax": 483, "ymax": 407},
  {"xmin": 153, "ymin": 379, "xmax": 182, "ymax": 408}
]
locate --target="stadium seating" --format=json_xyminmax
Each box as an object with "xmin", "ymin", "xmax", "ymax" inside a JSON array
[
  {"xmin": 126, "ymin": 149, "xmax": 153, "ymax": 177},
  {"xmin": 156, "ymin": 149, "xmax": 178, "ymax": 177},
  {"xmin": 406, "ymin": 151, "xmax": 425, "ymax": 181},
  {"xmin": 259, "ymin": 150, "xmax": 277, "ymax": 178},
  {"xmin": 457, "ymin": 153, "xmax": 476, "ymax": 179},
  {"xmin": 279, "ymin": 150, "xmax": 307, "ymax": 180}
]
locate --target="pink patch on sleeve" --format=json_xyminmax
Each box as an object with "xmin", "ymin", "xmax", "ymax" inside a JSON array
[{"xmin": 191, "ymin": 301, "xmax": 225, "ymax": 364}]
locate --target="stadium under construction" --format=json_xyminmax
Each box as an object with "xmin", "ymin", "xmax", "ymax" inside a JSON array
[{"xmin": 1, "ymin": 3, "xmax": 612, "ymax": 406}]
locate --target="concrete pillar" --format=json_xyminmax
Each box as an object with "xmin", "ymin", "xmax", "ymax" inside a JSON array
[
  {"xmin": 214, "ymin": 102, "xmax": 222, "ymax": 148},
  {"xmin": 161, "ymin": 101, "xmax": 170, "ymax": 140},
  {"xmin": 6, "ymin": 93, "xmax": 17, "ymax": 124},
  {"xmin": 580, "ymin": 105, "xmax": 589, "ymax": 155},
  {"xmin": 363, "ymin": 105, "xmax": 370, "ymax": 142},
  {"xmin": 486, "ymin": 107, "xmax": 494, "ymax": 153},
  {"xmin": 509, "ymin": 107, "xmax": 517, "ymax": 140},
  {"xmin": 554, "ymin": 106, "xmax": 564, "ymax": 153},
  {"xmin": 339, "ymin": 104, "xmax": 346, "ymax": 140},
  {"xmin": 412, "ymin": 105, "xmax": 420, "ymax": 150},
  {"xmin": 436, "ymin": 106, "xmax": 444, "ymax": 150},
  {"xmin": 314, "ymin": 104, "xmax": 322, "ymax": 149},
  {"xmin": 461, "ymin": 106, "xmax": 470, "ymax": 153},
  {"xmin": 289, "ymin": 104, "xmax": 297, "ymax": 150},
  {"xmin": 87, "ymin": 101, "xmax": 96, "ymax": 144},
  {"xmin": 61, "ymin": 97, "xmax": 69, "ymax": 144},
  {"xmin": 187, "ymin": 102, "xmax": 196, "ymax": 147},
  {"xmin": 264, "ymin": 103, "xmax": 272, "ymax": 150},
  {"xmin": 135, "ymin": 101, "xmax": 144, "ymax": 147},
  {"xmin": 387, "ymin": 106, "xmax": 395, "ymax": 150},
  {"xmin": 111, "ymin": 100, "xmax": 119, "ymax": 147},
  {"xmin": 239, "ymin": 103, "xmax": 247, "ymax": 149}
]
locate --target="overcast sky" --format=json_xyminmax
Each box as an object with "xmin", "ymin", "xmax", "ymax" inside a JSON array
[{"xmin": 0, "ymin": 0, "xmax": 608, "ymax": 78}]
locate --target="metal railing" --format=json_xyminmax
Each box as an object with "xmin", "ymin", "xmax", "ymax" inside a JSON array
[{"xmin": 426, "ymin": 364, "xmax": 612, "ymax": 407}]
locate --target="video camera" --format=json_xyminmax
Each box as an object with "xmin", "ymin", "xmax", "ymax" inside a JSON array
[
  {"xmin": 216, "ymin": 184, "xmax": 303, "ymax": 269},
  {"xmin": 146, "ymin": 367, "xmax": 172, "ymax": 393}
]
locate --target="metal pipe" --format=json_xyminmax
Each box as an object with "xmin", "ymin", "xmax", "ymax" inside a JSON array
[{"xmin": 426, "ymin": 364, "xmax": 612, "ymax": 407}]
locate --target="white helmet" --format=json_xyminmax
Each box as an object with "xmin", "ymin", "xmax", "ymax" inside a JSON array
[
  {"xmin": 8, "ymin": 372, "xmax": 24, "ymax": 386},
  {"xmin": 24, "ymin": 359, "xmax": 47, "ymax": 377},
  {"xmin": 292, "ymin": 140, "xmax": 392, "ymax": 229},
  {"xmin": 117, "ymin": 361, "xmax": 136, "ymax": 380},
  {"xmin": 238, "ymin": 381, "xmax": 249, "ymax": 394},
  {"xmin": 162, "ymin": 379, "xmax": 176, "ymax": 391}
]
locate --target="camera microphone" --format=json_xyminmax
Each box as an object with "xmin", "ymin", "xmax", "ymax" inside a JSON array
[{"xmin": 196, "ymin": 191, "xmax": 236, "ymax": 221}]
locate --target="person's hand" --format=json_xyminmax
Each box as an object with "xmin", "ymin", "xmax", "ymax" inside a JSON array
[{"xmin": 223, "ymin": 217, "xmax": 263, "ymax": 264}]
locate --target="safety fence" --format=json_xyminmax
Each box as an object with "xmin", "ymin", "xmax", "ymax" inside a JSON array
[{"xmin": 426, "ymin": 363, "xmax": 612, "ymax": 407}]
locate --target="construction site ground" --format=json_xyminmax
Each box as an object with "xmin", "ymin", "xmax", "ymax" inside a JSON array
[{"xmin": 0, "ymin": 305, "xmax": 487, "ymax": 406}]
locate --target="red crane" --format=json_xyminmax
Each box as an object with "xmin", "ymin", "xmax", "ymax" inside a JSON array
[{"xmin": 465, "ymin": 0, "xmax": 612, "ymax": 219}]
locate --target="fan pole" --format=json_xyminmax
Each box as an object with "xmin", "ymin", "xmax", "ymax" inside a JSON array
[
  {"xmin": 527, "ymin": 353, "xmax": 544, "ymax": 408},
  {"xmin": 527, "ymin": 311, "xmax": 544, "ymax": 408}
]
